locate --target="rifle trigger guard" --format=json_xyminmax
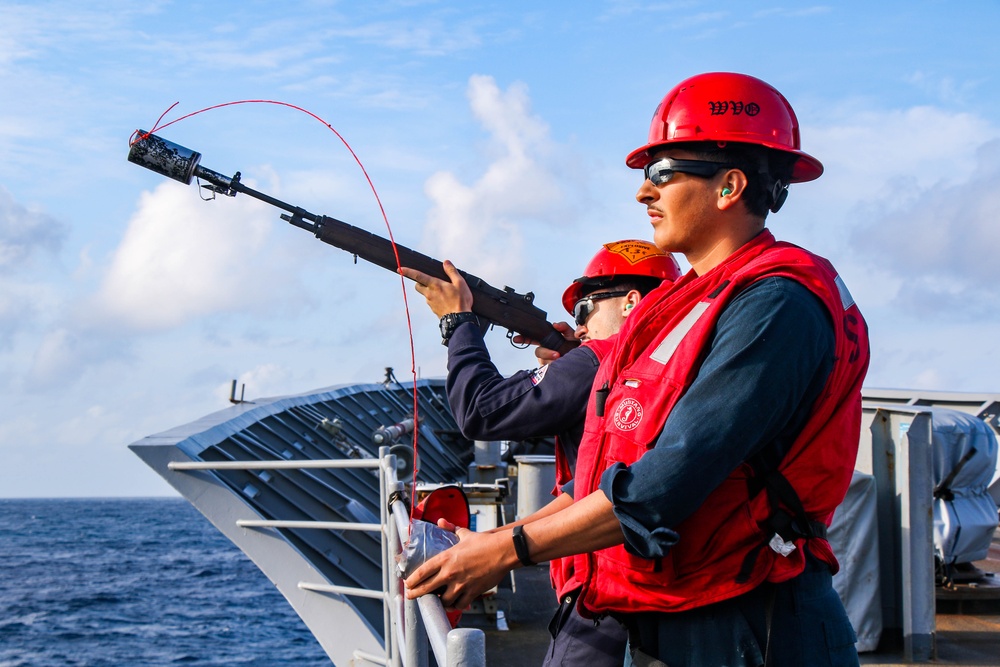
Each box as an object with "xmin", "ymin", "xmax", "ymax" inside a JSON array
[{"xmin": 507, "ymin": 329, "xmax": 529, "ymax": 350}]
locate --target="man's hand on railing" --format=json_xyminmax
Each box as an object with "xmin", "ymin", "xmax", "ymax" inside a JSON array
[{"xmin": 403, "ymin": 519, "xmax": 519, "ymax": 611}]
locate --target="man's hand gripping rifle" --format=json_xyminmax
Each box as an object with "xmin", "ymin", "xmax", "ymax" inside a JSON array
[{"xmin": 127, "ymin": 131, "xmax": 577, "ymax": 354}]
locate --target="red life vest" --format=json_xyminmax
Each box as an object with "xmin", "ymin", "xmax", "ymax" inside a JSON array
[
  {"xmin": 573, "ymin": 231, "xmax": 870, "ymax": 615},
  {"xmin": 550, "ymin": 336, "xmax": 617, "ymax": 597}
]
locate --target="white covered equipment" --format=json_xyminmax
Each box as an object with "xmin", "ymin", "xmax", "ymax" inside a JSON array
[{"xmin": 927, "ymin": 407, "xmax": 999, "ymax": 564}]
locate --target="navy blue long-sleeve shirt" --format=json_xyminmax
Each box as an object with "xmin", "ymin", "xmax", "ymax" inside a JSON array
[
  {"xmin": 444, "ymin": 322, "xmax": 600, "ymax": 478},
  {"xmin": 599, "ymin": 277, "xmax": 836, "ymax": 559}
]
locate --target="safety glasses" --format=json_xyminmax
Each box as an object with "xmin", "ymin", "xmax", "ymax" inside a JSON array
[
  {"xmin": 643, "ymin": 157, "xmax": 730, "ymax": 186},
  {"xmin": 572, "ymin": 290, "xmax": 630, "ymax": 326}
]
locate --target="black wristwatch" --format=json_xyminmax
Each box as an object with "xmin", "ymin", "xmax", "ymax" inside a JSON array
[
  {"xmin": 439, "ymin": 312, "xmax": 480, "ymax": 345},
  {"xmin": 511, "ymin": 525, "xmax": 535, "ymax": 567}
]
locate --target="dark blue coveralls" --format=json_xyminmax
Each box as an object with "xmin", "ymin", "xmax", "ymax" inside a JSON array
[{"xmin": 444, "ymin": 321, "xmax": 630, "ymax": 667}]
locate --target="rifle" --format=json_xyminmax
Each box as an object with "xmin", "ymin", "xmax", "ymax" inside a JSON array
[{"xmin": 127, "ymin": 131, "xmax": 577, "ymax": 354}]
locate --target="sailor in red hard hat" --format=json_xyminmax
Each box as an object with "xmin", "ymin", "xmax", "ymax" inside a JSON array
[
  {"xmin": 561, "ymin": 240, "xmax": 682, "ymax": 343},
  {"xmin": 402, "ymin": 240, "xmax": 679, "ymax": 667},
  {"xmin": 406, "ymin": 72, "xmax": 869, "ymax": 667}
]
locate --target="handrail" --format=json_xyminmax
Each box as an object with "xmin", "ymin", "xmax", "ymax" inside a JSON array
[
  {"xmin": 391, "ymin": 499, "xmax": 454, "ymax": 664},
  {"xmin": 237, "ymin": 519, "xmax": 381, "ymax": 532},
  {"xmin": 168, "ymin": 458, "xmax": 379, "ymax": 470},
  {"xmin": 182, "ymin": 449, "xmax": 483, "ymax": 665},
  {"xmin": 385, "ymin": 461, "xmax": 485, "ymax": 667},
  {"xmin": 298, "ymin": 581, "xmax": 387, "ymax": 601},
  {"xmin": 353, "ymin": 648, "xmax": 389, "ymax": 666}
]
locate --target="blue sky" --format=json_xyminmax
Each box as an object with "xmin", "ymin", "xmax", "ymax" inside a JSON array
[{"xmin": 2, "ymin": 0, "xmax": 1000, "ymax": 497}]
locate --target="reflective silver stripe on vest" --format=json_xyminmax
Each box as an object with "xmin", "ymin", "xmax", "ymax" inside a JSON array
[
  {"xmin": 650, "ymin": 301, "xmax": 711, "ymax": 365},
  {"xmin": 834, "ymin": 274, "xmax": 855, "ymax": 311}
]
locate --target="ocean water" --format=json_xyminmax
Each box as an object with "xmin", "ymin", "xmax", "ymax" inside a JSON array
[{"xmin": 0, "ymin": 498, "xmax": 332, "ymax": 666}]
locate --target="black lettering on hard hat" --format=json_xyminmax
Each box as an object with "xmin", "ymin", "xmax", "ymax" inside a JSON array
[
  {"xmin": 706, "ymin": 101, "xmax": 761, "ymax": 116},
  {"xmin": 708, "ymin": 101, "xmax": 729, "ymax": 115}
]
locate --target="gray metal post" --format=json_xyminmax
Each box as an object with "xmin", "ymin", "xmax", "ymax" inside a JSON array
[
  {"xmin": 446, "ymin": 627, "xmax": 486, "ymax": 667},
  {"xmin": 391, "ymin": 499, "xmax": 459, "ymax": 667},
  {"xmin": 474, "ymin": 440, "xmax": 502, "ymax": 467},
  {"xmin": 868, "ymin": 407, "xmax": 936, "ymax": 661},
  {"xmin": 404, "ymin": 596, "xmax": 428, "ymax": 667},
  {"xmin": 388, "ymin": 522, "xmax": 404, "ymax": 667},
  {"xmin": 469, "ymin": 440, "xmax": 503, "ymax": 484},
  {"xmin": 379, "ymin": 446, "xmax": 396, "ymax": 666},
  {"xmin": 385, "ymin": 470, "xmax": 425, "ymax": 667},
  {"xmin": 868, "ymin": 409, "xmax": 900, "ymax": 639},
  {"xmin": 514, "ymin": 454, "xmax": 556, "ymax": 521},
  {"xmin": 416, "ymin": 595, "xmax": 455, "ymax": 664},
  {"xmin": 898, "ymin": 413, "xmax": 935, "ymax": 662}
]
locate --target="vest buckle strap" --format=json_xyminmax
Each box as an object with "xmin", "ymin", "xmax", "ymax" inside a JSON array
[{"xmin": 768, "ymin": 533, "xmax": 797, "ymax": 557}]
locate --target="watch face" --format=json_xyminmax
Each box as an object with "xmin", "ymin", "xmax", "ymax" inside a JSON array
[{"xmin": 440, "ymin": 313, "xmax": 476, "ymax": 342}]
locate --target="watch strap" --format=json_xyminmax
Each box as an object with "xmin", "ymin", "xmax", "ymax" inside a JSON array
[
  {"xmin": 440, "ymin": 312, "xmax": 480, "ymax": 345},
  {"xmin": 511, "ymin": 525, "xmax": 535, "ymax": 567}
]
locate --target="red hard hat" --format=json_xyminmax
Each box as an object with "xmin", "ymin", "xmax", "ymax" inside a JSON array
[
  {"xmin": 412, "ymin": 485, "xmax": 470, "ymax": 529},
  {"xmin": 562, "ymin": 240, "xmax": 682, "ymax": 314},
  {"xmin": 625, "ymin": 72, "xmax": 823, "ymax": 183}
]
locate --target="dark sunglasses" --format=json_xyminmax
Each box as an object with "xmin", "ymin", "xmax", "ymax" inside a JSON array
[
  {"xmin": 572, "ymin": 290, "xmax": 630, "ymax": 326},
  {"xmin": 643, "ymin": 157, "xmax": 730, "ymax": 186}
]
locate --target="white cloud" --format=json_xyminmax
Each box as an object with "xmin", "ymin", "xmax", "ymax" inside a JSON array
[
  {"xmin": 23, "ymin": 325, "xmax": 141, "ymax": 393},
  {"xmin": 776, "ymin": 102, "xmax": 999, "ymax": 299},
  {"xmin": 87, "ymin": 179, "xmax": 305, "ymax": 332},
  {"xmin": 0, "ymin": 2, "xmax": 160, "ymax": 71},
  {"xmin": 599, "ymin": 1, "xmax": 702, "ymax": 19},
  {"xmin": 421, "ymin": 75, "xmax": 569, "ymax": 280},
  {"xmin": 904, "ymin": 71, "xmax": 985, "ymax": 107},
  {"xmin": 324, "ymin": 18, "xmax": 484, "ymax": 56},
  {"xmin": 808, "ymin": 104, "xmax": 995, "ymax": 203},
  {"xmin": 782, "ymin": 103, "xmax": 1000, "ymax": 391},
  {"xmin": 25, "ymin": 328, "xmax": 82, "ymax": 390},
  {"xmin": 0, "ymin": 185, "xmax": 66, "ymax": 271},
  {"xmin": 753, "ymin": 6, "xmax": 832, "ymax": 19},
  {"xmin": 848, "ymin": 139, "xmax": 1000, "ymax": 319},
  {"xmin": 0, "ymin": 11, "xmax": 37, "ymax": 69},
  {"xmin": 134, "ymin": 30, "xmax": 321, "ymax": 74},
  {"xmin": 0, "ymin": 281, "xmax": 59, "ymax": 351},
  {"xmin": 0, "ymin": 186, "xmax": 68, "ymax": 350}
]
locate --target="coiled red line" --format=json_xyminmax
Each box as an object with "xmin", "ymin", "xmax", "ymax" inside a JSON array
[{"xmin": 136, "ymin": 100, "xmax": 423, "ymax": 517}]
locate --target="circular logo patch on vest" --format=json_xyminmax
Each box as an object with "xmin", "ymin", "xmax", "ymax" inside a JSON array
[{"xmin": 613, "ymin": 398, "xmax": 643, "ymax": 431}]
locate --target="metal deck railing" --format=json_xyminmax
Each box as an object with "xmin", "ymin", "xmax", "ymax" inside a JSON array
[{"xmin": 167, "ymin": 449, "xmax": 485, "ymax": 667}]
